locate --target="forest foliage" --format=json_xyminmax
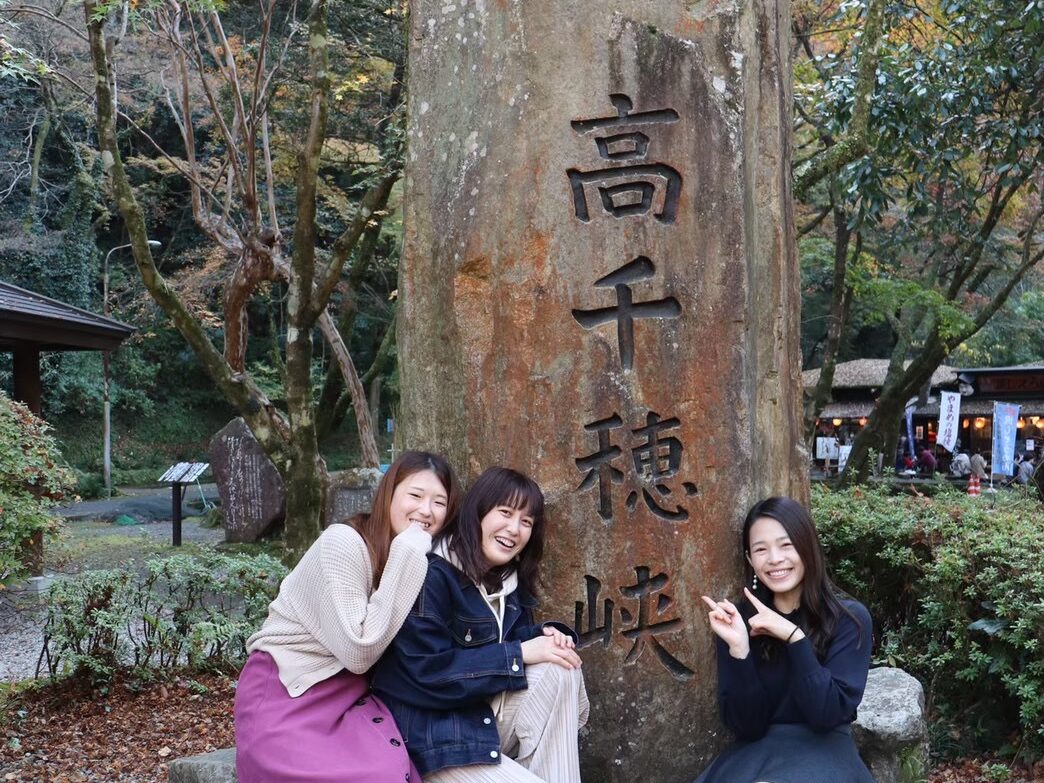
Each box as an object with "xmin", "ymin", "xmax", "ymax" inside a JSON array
[{"xmin": 0, "ymin": 0, "xmax": 1040, "ymax": 489}]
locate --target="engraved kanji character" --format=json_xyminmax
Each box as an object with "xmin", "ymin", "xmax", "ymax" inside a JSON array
[
  {"xmin": 574, "ymin": 575, "xmax": 614, "ymax": 649},
  {"xmin": 575, "ymin": 414, "xmax": 625, "ymax": 521},
  {"xmin": 567, "ymin": 94, "xmax": 683, "ymax": 224},
  {"xmin": 618, "ymin": 566, "xmax": 695, "ymax": 682},
  {"xmin": 571, "ymin": 257, "xmax": 681, "ymax": 371}
]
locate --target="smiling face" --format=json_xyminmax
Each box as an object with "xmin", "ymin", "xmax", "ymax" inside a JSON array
[
  {"xmin": 479, "ymin": 504, "xmax": 534, "ymax": 567},
  {"xmin": 746, "ymin": 515, "xmax": 806, "ymax": 612},
  {"xmin": 388, "ymin": 469, "xmax": 450, "ymax": 537}
]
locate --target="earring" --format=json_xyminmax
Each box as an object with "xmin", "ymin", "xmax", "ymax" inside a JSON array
[{"xmin": 751, "ymin": 573, "xmax": 758, "ymax": 590}]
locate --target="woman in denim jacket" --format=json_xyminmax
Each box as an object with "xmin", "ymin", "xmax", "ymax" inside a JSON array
[{"xmin": 372, "ymin": 467, "xmax": 589, "ymax": 783}]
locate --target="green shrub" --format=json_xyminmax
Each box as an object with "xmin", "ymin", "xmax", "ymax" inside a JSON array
[
  {"xmin": 39, "ymin": 550, "xmax": 286, "ymax": 683},
  {"xmin": 0, "ymin": 393, "xmax": 73, "ymax": 585},
  {"xmin": 813, "ymin": 483, "xmax": 1044, "ymax": 758},
  {"xmin": 72, "ymin": 470, "xmax": 105, "ymax": 500}
]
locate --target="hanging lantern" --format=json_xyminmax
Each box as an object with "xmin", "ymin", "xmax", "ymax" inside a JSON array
[
  {"xmin": 858, "ymin": 417, "xmax": 867, "ymax": 426},
  {"xmin": 832, "ymin": 418, "xmax": 843, "ymax": 427},
  {"xmin": 974, "ymin": 417, "xmax": 986, "ymax": 429},
  {"xmin": 1017, "ymin": 417, "xmax": 1026, "ymax": 428},
  {"xmin": 962, "ymin": 418, "xmax": 969, "ymax": 429}
]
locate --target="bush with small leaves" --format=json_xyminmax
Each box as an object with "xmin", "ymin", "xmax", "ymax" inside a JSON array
[
  {"xmin": 0, "ymin": 393, "xmax": 73, "ymax": 585},
  {"xmin": 39, "ymin": 550, "xmax": 286, "ymax": 683},
  {"xmin": 813, "ymin": 482, "xmax": 1044, "ymax": 759}
]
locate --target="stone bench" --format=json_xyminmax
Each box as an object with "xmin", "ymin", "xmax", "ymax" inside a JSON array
[{"xmin": 169, "ymin": 667, "xmax": 927, "ymax": 783}]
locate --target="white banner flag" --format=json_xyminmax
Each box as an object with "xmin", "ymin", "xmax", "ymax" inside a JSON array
[{"xmin": 937, "ymin": 390, "xmax": 961, "ymax": 453}]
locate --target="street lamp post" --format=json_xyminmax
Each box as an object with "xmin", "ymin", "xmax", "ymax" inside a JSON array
[{"xmin": 103, "ymin": 239, "xmax": 160, "ymax": 498}]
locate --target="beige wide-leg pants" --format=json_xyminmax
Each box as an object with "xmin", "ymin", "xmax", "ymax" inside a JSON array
[{"xmin": 424, "ymin": 663, "xmax": 590, "ymax": 783}]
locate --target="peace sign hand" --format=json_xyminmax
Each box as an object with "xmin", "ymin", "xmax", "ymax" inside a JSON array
[
  {"xmin": 743, "ymin": 587, "xmax": 804, "ymax": 644},
  {"xmin": 700, "ymin": 595, "xmax": 750, "ymax": 659}
]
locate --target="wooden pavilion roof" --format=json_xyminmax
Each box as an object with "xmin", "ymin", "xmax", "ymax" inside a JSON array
[{"xmin": 0, "ymin": 280, "xmax": 135, "ymax": 352}]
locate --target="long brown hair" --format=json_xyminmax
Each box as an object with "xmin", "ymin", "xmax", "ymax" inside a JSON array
[
  {"xmin": 742, "ymin": 496, "xmax": 865, "ymax": 658},
  {"xmin": 438, "ymin": 467, "xmax": 546, "ymax": 596},
  {"xmin": 350, "ymin": 451, "xmax": 460, "ymax": 586}
]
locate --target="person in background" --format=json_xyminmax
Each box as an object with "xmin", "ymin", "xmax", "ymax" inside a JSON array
[
  {"xmin": 970, "ymin": 449, "xmax": 988, "ymax": 479},
  {"xmin": 1015, "ymin": 453, "xmax": 1035, "ymax": 485},
  {"xmin": 234, "ymin": 451, "xmax": 461, "ymax": 783},
  {"xmin": 949, "ymin": 450, "xmax": 971, "ymax": 477},
  {"xmin": 915, "ymin": 444, "xmax": 937, "ymax": 475}
]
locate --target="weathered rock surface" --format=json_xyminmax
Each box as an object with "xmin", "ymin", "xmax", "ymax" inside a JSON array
[
  {"xmin": 208, "ymin": 418, "xmax": 285, "ymax": 543},
  {"xmin": 399, "ymin": 1, "xmax": 804, "ymax": 780},
  {"xmin": 168, "ymin": 747, "xmax": 237, "ymax": 783},
  {"xmin": 854, "ymin": 667, "xmax": 929, "ymax": 783}
]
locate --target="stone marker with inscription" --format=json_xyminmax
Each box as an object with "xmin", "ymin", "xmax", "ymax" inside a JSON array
[
  {"xmin": 323, "ymin": 468, "xmax": 383, "ymax": 527},
  {"xmin": 208, "ymin": 418, "xmax": 286, "ymax": 543},
  {"xmin": 399, "ymin": 3, "xmax": 805, "ymax": 781}
]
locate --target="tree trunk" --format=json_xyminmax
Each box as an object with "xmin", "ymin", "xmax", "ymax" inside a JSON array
[
  {"xmin": 314, "ymin": 212, "xmax": 388, "ymax": 438},
  {"xmin": 841, "ymin": 339, "xmax": 948, "ymax": 483},
  {"xmin": 803, "ymin": 209, "xmax": 854, "ymax": 442},
  {"xmin": 317, "ymin": 309, "xmax": 381, "ymax": 468},
  {"xmin": 283, "ymin": 446, "xmax": 327, "ymax": 559}
]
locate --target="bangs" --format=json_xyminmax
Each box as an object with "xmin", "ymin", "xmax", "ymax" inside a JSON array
[
  {"xmin": 478, "ymin": 468, "xmax": 545, "ymax": 521},
  {"xmin": 503, "ymin": 486, "xmax": 543, "ymax": 516}
]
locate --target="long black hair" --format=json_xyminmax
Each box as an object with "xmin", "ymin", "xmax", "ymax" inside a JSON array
[
  {"xmin": 742, "ymin": 496, "xmax": 865, "ymax": 659},
  {"xmin": 438, "ymin": 467, "xmax": 546, "ymax": 595}
]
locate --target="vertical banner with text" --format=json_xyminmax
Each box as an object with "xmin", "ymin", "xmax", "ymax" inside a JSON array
[
  {"xmin": 992, "ymin": 402, "xmax": 1021, "ymax": 476},
  {"xmin": 937, "ymin": 391, "xmax": 961, "ymax": 453}
]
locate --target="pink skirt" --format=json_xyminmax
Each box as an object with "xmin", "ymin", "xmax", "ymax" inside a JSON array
[{"xmin": 234, "ymin": 651, "xmax": 422, "ymax": 783}]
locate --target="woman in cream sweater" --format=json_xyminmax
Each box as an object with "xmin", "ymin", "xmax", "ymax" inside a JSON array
[{"xmin": 234, "ymin": 450, "xmax": 461, "ymax": 783}]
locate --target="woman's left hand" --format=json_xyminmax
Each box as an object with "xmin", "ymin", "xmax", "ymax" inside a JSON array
[
  {"xmin": 743, "ymin": 587, "xmax": 804, "ymax": 643},
  {"xmin": 542, "ymin": 625, "xmax": 576, "ymax": 650}
]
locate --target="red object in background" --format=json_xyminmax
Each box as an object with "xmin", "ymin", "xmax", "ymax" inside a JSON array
[
  {"xmin": 928, "ymin": 430, "xmax": 937, "ymax": 443},
  {"xmin": 967, "ymin": 475, "xmax": 980, "ymax": 496}
]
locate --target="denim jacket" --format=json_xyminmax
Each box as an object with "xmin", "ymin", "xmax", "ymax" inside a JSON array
[{"xmin": 371, "ymin": 553, "xmax": 575, "ymax": 776}]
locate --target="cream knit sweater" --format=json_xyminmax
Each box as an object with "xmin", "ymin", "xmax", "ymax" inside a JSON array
[{"xmin": 246, "ymin": 522, "xmax": 432, "ymax": 697}]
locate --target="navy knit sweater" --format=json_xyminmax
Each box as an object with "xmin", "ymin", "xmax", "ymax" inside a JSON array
[{"xmin": 715, "ymin": 599, "xmax": 873, "ymax": 741}]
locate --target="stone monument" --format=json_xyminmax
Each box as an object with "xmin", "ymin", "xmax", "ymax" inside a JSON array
[
  {"xmin": 208, "ymin": 418, "xmax": 286, "ymax": 543},
  {"xmin": 399, "ymin": 3, "xmax": 805, "ymax": 780}
]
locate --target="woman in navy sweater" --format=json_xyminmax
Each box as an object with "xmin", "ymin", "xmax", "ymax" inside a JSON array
[{"xmin": 695, "ymin": 496, "xmax": 874, "ymax": 783}]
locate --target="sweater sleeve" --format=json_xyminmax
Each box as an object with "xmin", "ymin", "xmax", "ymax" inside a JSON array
[
  {"xmin": 716, "ymin": 637, "xmax": 775, "ymax": 740},
  {"xmin": 785, "ymin": 600, "xmax": 872, "ymax": 732},
  {"xmin": 376, "ymin": 567, "xmax": 528, "ymax": 709},
  {"xmin": 313, "ymin": 523, "xmax": 432, "ymax": 674}
]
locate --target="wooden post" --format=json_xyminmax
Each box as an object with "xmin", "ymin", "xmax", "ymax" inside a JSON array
[
  {"xmin": 172, "ymin": 482, "xmax": 183, "ymax": 546},
  {"xmin": 12, "ymin": 346, "xmax": 43, "ymax": 415}
]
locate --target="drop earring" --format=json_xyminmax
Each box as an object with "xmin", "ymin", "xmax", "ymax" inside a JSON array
[{"xmin": 751, "ymin": 573, "xmax": 758, "ymax": 590}]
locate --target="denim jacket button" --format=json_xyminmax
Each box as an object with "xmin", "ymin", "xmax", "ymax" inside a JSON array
[
  {"xmin": 483, "ymin": 717, "xmax": 492, "ymax": 725},
  {"xmin": 490, "ymin": 751, "xmax": 499, "ymax": 759},
  {"xmin": 511, "ymin": 664, "xmax": 519, "ymax": 672}
]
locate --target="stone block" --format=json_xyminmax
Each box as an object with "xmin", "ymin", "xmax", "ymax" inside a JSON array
[
  {"xmin": 208, "ymin": 418, "xmax": 285, "ymax": 543},
  {"xmin": 854, "ymin": 667, "xmax": 929, "ymax": 783},
  {"xmin": 168, "ymin": 747, "xmax": 236, "ymax": 783},
  {"xmin": 323, "ymin": 468, "xmax": 382, "ymax": 527}
]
